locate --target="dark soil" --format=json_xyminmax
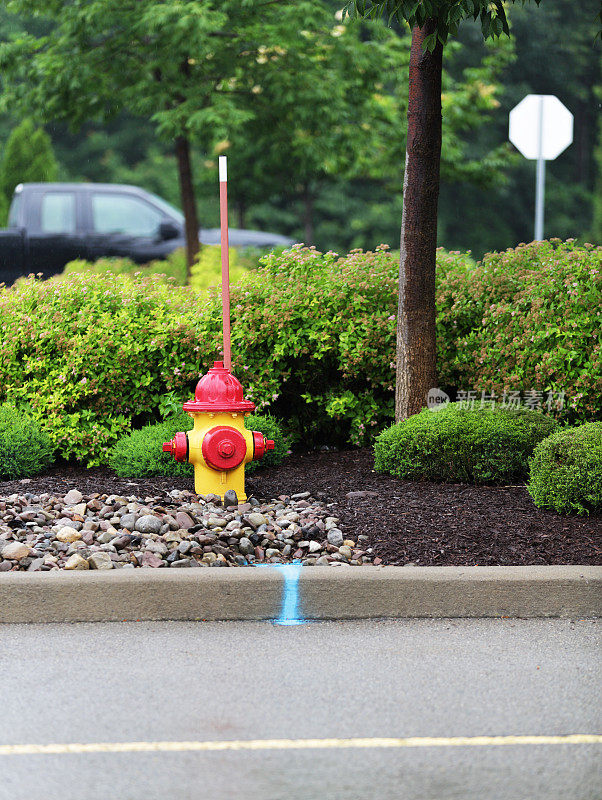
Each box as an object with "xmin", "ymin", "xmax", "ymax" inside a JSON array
[{"xmin": 2, "ymin": 449, "xmax": 600, "ymax": 566}]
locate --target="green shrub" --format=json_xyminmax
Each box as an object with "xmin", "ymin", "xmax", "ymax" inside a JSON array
[
  {"xmin": 244, "ymin": 413, "xmax": 290, "ymax": 474},
  {"xmin": 109, "ymin": 413, "xmax": 193, "ymax": 478},
  {"xmin": 64, "ymin": 249, "xmax": 186, "ymax": 284},
  {"xmin": 437, "ymin": 239, "xmax": 602, "ymax": 424},
  {"xmin": 0, "ymin": 404, "xmax": 55, "ymax": 479},
  {"xmin": 374, "ymin": 403, "xmax": 558, "ymax": 484},
  {"xmin": 109, "ymin": 412, "xmax": 287, "ymax": 478},
  {"xmin": 189, "ymin": 245, "xmax": 247, "ymax": 292},
  {"xmin": 528, "ymin": 422, "xmax": 602, "ymax": 515},
  {"xmin": 64, "ymin": 243, "xmax": 269, "ymax": 288}
]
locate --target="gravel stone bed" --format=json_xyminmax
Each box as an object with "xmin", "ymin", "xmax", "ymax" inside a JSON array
[{"xmin": 0, "ymin": 487, "xmax": 375, "ymax": 572}]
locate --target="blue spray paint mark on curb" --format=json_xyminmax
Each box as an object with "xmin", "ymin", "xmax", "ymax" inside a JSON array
[{"xmin": 256, "ymin": 560, "xmax": 306, "ymax": 625}]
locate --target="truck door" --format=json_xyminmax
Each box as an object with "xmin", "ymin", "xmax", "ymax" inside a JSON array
[
  {"xmin": 86, "ymin": 191, "xmax": 172, "ymax": 264},
  {"xmin": 27, "ymin": 189, "xmax": 89, "ymax": 278}
]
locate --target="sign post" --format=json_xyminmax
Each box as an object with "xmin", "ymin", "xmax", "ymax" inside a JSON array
[{"xmin": 509, "ymin": 94, "xmax": 573, "ymax": 241}]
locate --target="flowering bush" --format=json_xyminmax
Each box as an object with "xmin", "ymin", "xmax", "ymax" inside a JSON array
[
  {"xmin": 437, "ymin": 239, "xmax": 602, "ymax": 423},
  {"xmin": 528, "ymin": 422, "xmax": 602, "ymax": 515},
  {"xmin": 0, "ymin": 240, "xmax": 598, "ymax": 467},
  {"xmin": 374, "ymin": 403, "xmax": 558, "ymax": 484}
]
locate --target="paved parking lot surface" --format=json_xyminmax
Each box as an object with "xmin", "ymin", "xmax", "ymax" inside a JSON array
[{"xmin": 1, "ymin": 618, "xmax": 600, "ymax": 799}]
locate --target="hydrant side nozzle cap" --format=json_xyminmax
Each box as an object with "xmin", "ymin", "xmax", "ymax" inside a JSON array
[
  {"xmin": 266, "ymin": 440, "xmax": 275, "ymax": 450},
  {"xmin": 162, "ymin": 441, "xmax": 172, "ymax": 453}
]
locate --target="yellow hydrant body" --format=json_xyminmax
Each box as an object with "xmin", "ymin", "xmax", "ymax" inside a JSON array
[
  {"xmin": 162, "ymin": 361, "xmax": 274, "ymax": 502},
  {"xmin": 187, "ymin": 411, "xmax": 254, "ymax": 501}
]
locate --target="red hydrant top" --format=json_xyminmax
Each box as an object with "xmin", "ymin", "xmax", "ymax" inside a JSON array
[{"xmin": 182, "ymin": 361, "xmax": 255, "ymax": 414}]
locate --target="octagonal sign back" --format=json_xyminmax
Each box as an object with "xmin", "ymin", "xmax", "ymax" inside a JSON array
[{"xmin": 509, "ymin": 94, "xmax": 573, "ymax": 161}]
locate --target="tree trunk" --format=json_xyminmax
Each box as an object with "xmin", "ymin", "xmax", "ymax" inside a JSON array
[
  {"xmin": 303, "ymin": 185, "xmax": 314, "ymax": 245},
  {"xmin": 395, "ymin": 23, "xmax": 443, "ymax": 422},
  {"xmin": 175, "ymin": 135, "xmax": 200, "ymax": 282}
]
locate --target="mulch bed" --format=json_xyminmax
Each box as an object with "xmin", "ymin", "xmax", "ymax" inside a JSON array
[{"xmin": 2, "ymin": 448, "xmax": 600, "ymax": 566}]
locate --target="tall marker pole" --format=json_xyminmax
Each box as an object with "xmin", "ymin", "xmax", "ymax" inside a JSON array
[{"xmin": 219, "ymin": 155, "xmax": 231, "ymax": 371}]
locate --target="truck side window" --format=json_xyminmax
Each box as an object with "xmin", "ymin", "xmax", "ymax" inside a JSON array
[
  {"xmin": 92, "ymin": 194, "xmax": 163, "ymax": 237},
  {"xmin": 7, "ymin": 193, "xmax": 22, "ymax": 228},
  {"xmin": 41, "ymin": 193, "xmax": 76, "ymax": 234}
]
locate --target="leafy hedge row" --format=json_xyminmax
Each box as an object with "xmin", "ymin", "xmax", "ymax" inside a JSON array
[{"xmin": 0, "ymin": 240, "xmax": 599, "ymax": 466}]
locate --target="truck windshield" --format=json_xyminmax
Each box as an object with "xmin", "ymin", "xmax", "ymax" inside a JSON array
[{"xmin": 147, "ymin": 192, "xmax": 185, "ymax": 224}]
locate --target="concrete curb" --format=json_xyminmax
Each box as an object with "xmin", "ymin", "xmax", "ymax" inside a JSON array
[{"xmin": 0, "ymin": 566, "xmax": 600, "ymax": 623}]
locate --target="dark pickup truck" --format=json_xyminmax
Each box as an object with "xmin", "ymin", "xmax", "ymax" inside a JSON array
[{"xmin": 0, "ymin": 182, "xmax": 294, "ymax": 285}]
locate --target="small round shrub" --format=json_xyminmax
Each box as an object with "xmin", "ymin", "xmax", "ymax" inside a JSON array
[
  {"xmin": 528, "ymin": 422, "xmax": 602, "ymax": 515},
  {"xmin": 0, "ymin": 404, "xmax": 55, "ymax": 479},
  {"xmin": 109, "ymin": 413, "xmax": 193, "ymax": 478},
  {"xmin": 374, "ymin": 403, "xmax": 558, "ymax": 484},
  {"xmin": 245, "ymin": 413, "xmax": 290, "ymax": 474},
  {"xmin": 109, "ymin": 412, "xmax": 288, "ymax": 478}
]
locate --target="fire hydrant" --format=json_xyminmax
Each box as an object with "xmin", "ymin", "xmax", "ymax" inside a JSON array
[{"xmin": 162, "ymin": 360, "xmax": 274, "ymax": 501}]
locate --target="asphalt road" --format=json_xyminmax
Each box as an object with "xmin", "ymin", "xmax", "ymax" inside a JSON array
[{"xmin": 0, "ymin": 618, "xmax": 600, "ymax": 800}]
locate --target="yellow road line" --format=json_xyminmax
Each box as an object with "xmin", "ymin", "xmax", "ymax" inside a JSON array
[{"xmin": 0, "ymin": 735, "xmax": 600, "ymax": 756}]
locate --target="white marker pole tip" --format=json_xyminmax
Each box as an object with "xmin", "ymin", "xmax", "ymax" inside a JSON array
[{"xmin": 219, "ymin": 155, "xmax": 227, "ymax": 182}]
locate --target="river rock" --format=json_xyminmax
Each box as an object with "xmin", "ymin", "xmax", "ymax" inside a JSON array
[
  {"xmin": 56, "ymin": 527, "xmax": 82, "ymax": 543},
  {"xmin": 245, "ymin": 513, "xmax": 267, "ymax": 530},
  {"xmin": 326, "ymin": 529, "xmax": 344, "ymax": 547},
  {"xmin": 135, "ymin": 515, "xmax": 162, "ymax": 535},
  {"xmin": 88, "ymin": 552, "xmax": 114, "ymax": 570},
  {"xmin": 2, "ymin": 541, "xmax": 30, "ymax": 560},
  {"xmin": 64, "ymin": 553, "xmax": 90, "ymax": 570},
  {"xmin": 175, "ymin": 511, "xmax": 194, "ymax": 529},
  {"xmin": 119, "ymin": 513, "xmax": 137, "ymax": 530},
  {"xmin": 238, "ymin": 537, "xmax": 254, "ymax": 555},
  {"xmin": 64, "ymin": 489, "xmax": 83, "ymax": 504},
  {"xmin": 224, "ymin": 490, "xmax": 238, "ymax": 507}
]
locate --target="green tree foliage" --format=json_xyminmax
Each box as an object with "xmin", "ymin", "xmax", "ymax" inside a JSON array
[
  {"xmin": 590, "ymin": 111, "xmax": 602, "ymax": 243},
  {"xmin": 0, "ymin": 118, "xmax": 58, "ymax": 218},
  {"xmin": 224, "ymin": 17, "xmax": 514, "ymax": 244},
  {"xmin": 0, "ymin": 1, "xmax": 521, "ymax": 255},
  {"xmin": 440, "ymin": 0, "xmax": 602, "ymax": 254}
]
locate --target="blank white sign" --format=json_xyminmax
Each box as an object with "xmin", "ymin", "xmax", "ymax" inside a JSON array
[{"xmin": 509, "ymin": 94, "xmax": 573, "ymax": 160}]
